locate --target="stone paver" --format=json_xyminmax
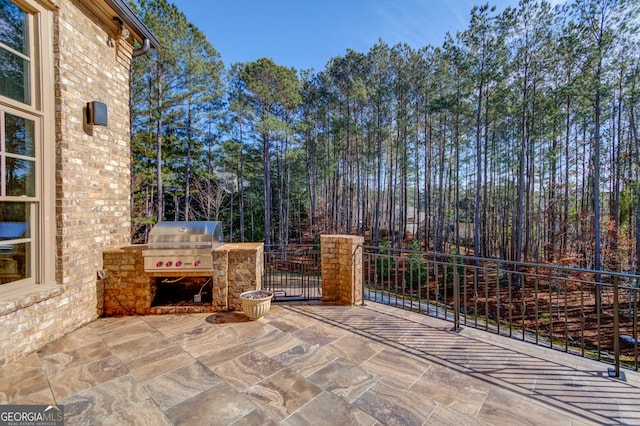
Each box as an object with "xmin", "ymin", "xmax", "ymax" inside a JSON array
[{"xmin": 1, "ymin": 302, "xmax": 639, "ymax": 425}]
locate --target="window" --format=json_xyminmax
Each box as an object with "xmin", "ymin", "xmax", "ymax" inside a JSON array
[
  {"xmin": 0, "ymin": 0, "xmax": 30, "ymax": 104},
  {"xmin": 0, "ymin": 0, "xmax": 54, "ymax": 287},
  {"xmin": 0, "ymin": 110, "xmax": 36, "ymax": 284}
]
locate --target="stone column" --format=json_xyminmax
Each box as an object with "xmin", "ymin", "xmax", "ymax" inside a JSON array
[
  {"xmin": 320, "ymin": 235, "xmax": 364, "ymax": 305},
  {"xmin": 215, "ymin": 243, "xmax": 264, "ymax": 311},
  {"xmin": 212, "ymin": 247, "xmax": 229, "ymax": 312}
]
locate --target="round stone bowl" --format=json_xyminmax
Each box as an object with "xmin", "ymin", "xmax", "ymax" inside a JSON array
[{"xmin": 239, "ymin": 290, "xmax": 274, "ymax": 320}]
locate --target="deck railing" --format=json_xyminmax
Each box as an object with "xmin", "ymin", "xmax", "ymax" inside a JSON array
[
  {"xmin": 263, "ymin": 244, "xmax": 321, "ymax": 300},
  {"xmin": 362, "ymin": 245, "xmax": 640, "ymax": 375}
]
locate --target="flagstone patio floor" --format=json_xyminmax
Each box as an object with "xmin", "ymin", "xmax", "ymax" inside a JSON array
[{"xmin": 2, "ymin": 301, "xmax": 640, "ymax": 425}]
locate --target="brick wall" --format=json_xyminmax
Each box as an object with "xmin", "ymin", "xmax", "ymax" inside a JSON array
[
  {"xmin": 0, "ymin": 0, "xmax": 134, "ymax": 365},
  {"xmin": 321, "ymin": 235, "xmax": 364, "ymax": 305},
  {"xmin": 0, "ymin": 284, "xmax": 96, "ymax": 362},
  {"xmin": 55, "ymin": 0, "xmax": 132, "ymax": 286}
]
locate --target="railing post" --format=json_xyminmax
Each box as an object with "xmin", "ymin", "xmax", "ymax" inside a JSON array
[
  {"xmin": 452, "ymin": 256, "xmax": 461, "ymax": 332},
  {"xmin": 360, "ymin": 244, "xmax": 366, "ymax": 306}
]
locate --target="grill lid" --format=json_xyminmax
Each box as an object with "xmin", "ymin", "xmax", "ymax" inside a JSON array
[
  {"xmin": 146, "ymin": 221, "xmax": 224, "ymax": 250},
  {"xmin": 142, "ymin": 221, "xmax": 224, "ymax": 272}
]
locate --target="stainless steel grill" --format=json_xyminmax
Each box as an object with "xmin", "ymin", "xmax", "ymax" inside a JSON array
[{"xmin": 142, "ymin": 221, "xmax": 224, "ymax": 272}]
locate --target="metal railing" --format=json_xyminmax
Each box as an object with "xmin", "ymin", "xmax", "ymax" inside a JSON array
[
  {"xmin": 362, "ymin": 245, "xmax": 640, "ymax": 375},
  {"xmin": 263, "ymin": 244, "xmax": 321, "ymax": 300}
]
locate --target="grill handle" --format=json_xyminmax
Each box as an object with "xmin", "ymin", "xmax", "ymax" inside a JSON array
[{"xmin": 146, "ymin": 241, "xmax": 212, "ymax": 248}]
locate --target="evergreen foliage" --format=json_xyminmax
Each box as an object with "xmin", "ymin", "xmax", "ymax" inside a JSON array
[{"xmin": 128, "ymin": 0, "xmax": 640, "ymax": 274}]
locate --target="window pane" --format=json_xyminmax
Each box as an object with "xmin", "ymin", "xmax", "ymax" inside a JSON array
[
  {"xmin": 0, "ymin": 202, "xmax": 29, "ymax": 239},
  {"xmin": 5, "ymin": 113, "xmax": 34, "ymax": 156},
  {"xmin": 0, "ymin": 202, "xmax": 30, "ymax": 284},
  {"xmin": 0, "ymin": 242, "xmax": 30, "ymax": 283},
  {"xmin": 0, "ymin": 0, "xmax": 29, "ymax": 54},
  {"xmin": 6, "ymin": 158, "xmax": 35, "ymax": 196},
  {"xmin": 0, "ymin": 48, "xmax": 30, "ymax": 104}
]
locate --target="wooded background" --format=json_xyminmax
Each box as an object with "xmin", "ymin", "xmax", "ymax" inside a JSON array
[{"xmin": 129, "ymin": 0, "xmax": 640, "ymax": 273}]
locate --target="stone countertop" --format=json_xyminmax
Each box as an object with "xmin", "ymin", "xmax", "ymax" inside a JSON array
[
  {"xmin": 105, "ymin": 243, "xmax": 264, "ymax": 253},
  {"xmin": 103, "ymin": 244, "xmax": 147, "ymax": 252},
  {"xmin": 215, "ymin": 243, "xmax": 263, "ymax": 252}
]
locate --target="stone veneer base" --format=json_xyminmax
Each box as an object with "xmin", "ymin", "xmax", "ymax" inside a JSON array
[
  {"xmin": 102, "ymin": 243, "xmax": 264, "ymax": 316},
  {"xmin": 148, "ymin": 305, "xmax": 218, "ymax": 315}
]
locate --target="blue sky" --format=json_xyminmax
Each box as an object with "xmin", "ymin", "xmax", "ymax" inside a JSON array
[{"xmin": 170, "ymin": 0, "xmax": 523, "ymax": 71}]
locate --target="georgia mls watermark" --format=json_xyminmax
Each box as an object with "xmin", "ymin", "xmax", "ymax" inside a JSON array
[{"xmin": 0, "ymin": 405, "xmax": 64, "ymax": 426}]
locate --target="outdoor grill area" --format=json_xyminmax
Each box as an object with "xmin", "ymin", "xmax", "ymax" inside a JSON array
[
  {"xmin": 101, "ymin": 233, "xmax": 361, "ymax": 316},
  {"xmin": 101, "ymin": 223, "xmax": 263, "ymax": 315}
]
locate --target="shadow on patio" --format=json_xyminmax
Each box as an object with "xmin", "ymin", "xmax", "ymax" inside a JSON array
[{"xmin": 2, "ymin": 301, "xmax": 639, "ymax": 425}]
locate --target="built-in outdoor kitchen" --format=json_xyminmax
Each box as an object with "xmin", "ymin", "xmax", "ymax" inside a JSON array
[{"xmin": 101, "ymin": 221, "xmax": 264, "ymax": 315}]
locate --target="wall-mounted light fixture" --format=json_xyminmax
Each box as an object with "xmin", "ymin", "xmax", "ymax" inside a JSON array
[
  {"xmin": 113, "ymin": 17, "xmax": 130, "ymax": 40},
  {"xmin": 86, "ymin": 101, "xmax": 108, "ymax": 126}
]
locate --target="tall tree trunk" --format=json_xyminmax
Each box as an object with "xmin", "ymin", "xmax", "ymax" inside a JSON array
[
  {"xmin": 562, "ymin": 93, "xmax": 572, "ymax": 258},
  {"xmin": 435, "ymin": 115, "xmax": 446, "ymax": 253},
  {"xmin": 593, "ymin": 57, "xmax": 603, "ymax": 315},
  {"xmin": 632, "ymin": 108, "xmax": 640, "ymax": 272},
  {"xmin": 185, "ymin": 100, "xmax": 192, "ymax": 220},
  {"xmin": 238, "ymin": 123, "xmax": 245, "ymax": 242},
  {"xmin": 515, "ymin": 59, "xmax": 528, "ymax": 264},
  {"xmin": 307, "ymin": 129, "xmax": 317, "ymax": 239},
  {"xmin": 474, "ymin": 79, "xmax": 484, "ymax": 260},
  {"xmin": 549, "ymin": 131, "xmax": 558, "ymax": 262},
  {"xmin": 374, "ymin": 102, "xmax": 382, "ymax": 247},
  {"xmin": 156, "ymin": 79, "xmax": 163, "ymax": 222},
  {"xmin": 263, "ymin": 132, "xmax": 272, "ymax": 245}
]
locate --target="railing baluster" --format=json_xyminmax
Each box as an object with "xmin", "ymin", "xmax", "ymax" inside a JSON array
[
  {"xmin": 453, "ymin": 256, "xmax": 460, "ymax": 331},
  {"xmin": 549, "ymin": 269, "xmax": 554, "ymax": 349},
  {"xmin": 520, "ymin": 273, "xmax": 526, "ymax": 341},
  {"xmin": 474, "ymin": 267, "xmax": 479, "ymax": 329},
  {"xmin": 435, "ymin": 260, "xmax": 440, "ymax": 319},
  {"xmin": 484, "ymin": 261, "xmax": 489, "ymax": 332},
  {"xmin": 612, "ymin": 275, "xmax": 620, "ymax": 377},
  {"xmin": 580, "ymin": 280, "xmax": 585, "ymax": 357},
  {"xmin": 564, "ymin": 278, "xmax": 569, "ymax": 353},
  {"xmin": 496, "ymin": 263, "xmax": 501, "ymax": 337},
  {"xmin": 535, "ymin": 273, "xmax": 540, "ymax": 345},
  {"xmin": 597, "ymin": 275, "xmax": 602, "ymax": 362},
  {"xmin": 508, "ymin": 266, "xmax": 513, "ymax": 338},
  {"xmin": 427, "ymin": 257, "xmax": 433, "ymax": 314},
  {"xmin": 634, "ymin": 285, "xmax": 639, "ymax": 371}
]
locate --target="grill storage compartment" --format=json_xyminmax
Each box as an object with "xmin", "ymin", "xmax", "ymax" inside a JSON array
[{"xmin": 142, "ymin": 221, "xmax": 224, "ymax": 273}]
